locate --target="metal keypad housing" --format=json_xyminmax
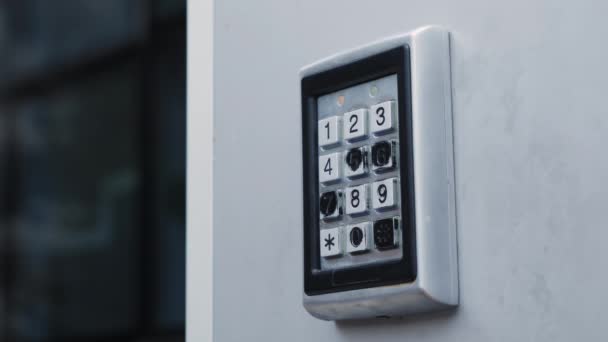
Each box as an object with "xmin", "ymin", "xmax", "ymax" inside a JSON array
[{"xmin": 301, "ymin": 26, "xmax": 458, "ymax": 321}]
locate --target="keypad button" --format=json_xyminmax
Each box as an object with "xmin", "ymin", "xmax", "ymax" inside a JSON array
[
  {"xmin": 320, "ymin": 227, "xmax": 342, "ymax": 258},
  {"xmin": 344, "ymin": 147, "xmax": 367, "ymax": 178},
  {"xmin": 371, "ymin": 140, "xmax": 396, "ymax": 172},
  {"xmin": 370, "ymin": 101, "xmax": 395, "ymax": 134},
  {"xmin": 372, "ymin": 178, "xmax": 398, "ymax": 210},
  {"xmin": 346, "ymin": 222, "xmax": 370, "ymax": 254},
  {"xmin": 319, "ymin": 190, "xmax": 342, "ymax": 220},
  {"xmin": 318, "ymin": 116, "xmax": 341, "ymax": 148},
  {"xmin": 345, "ymin": 184, "xmax": 368, "ymax": 215},
  {"xmin": 373, "ymin": 218, "xmax": 399, "ymax": 249},
  {"xmin": 319, "ymin": 152, "xmax": 341, "ymax": 183},
  {"xmin": 343, "ymin": 109, "xmax": 367, "ymax": 141}
]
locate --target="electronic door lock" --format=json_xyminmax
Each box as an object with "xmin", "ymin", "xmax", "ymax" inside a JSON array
[{"xmin": 300, "ymin": 26, "xmax": 458, "ymax": 320}]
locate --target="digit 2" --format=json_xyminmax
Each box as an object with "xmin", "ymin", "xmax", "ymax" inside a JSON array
[{"xmin": 349, "ymin": 114, "xmax": 358, "ymax": 133}]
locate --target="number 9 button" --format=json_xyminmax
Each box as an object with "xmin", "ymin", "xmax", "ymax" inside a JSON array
[{"xmin": 372, "ymin": 177, "xmax": 398, "ymax": 210}]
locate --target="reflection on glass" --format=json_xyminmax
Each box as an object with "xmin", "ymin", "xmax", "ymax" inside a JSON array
[
  {"xmin": 0, "ymin": 1, "xmax": 145, "ymax": 85},
  {"xmin": 151, "ymin": 31, "xmax": 186, "ymax": 330},
  {"xmin": 10, "ymin": 66, "xmax": 141, "ymax": 339},
  {"xmin": 0, "ymin": 0, "xmax": 186, "ymax": 341}
]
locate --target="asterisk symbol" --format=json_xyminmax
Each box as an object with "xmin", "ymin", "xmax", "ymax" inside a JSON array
[{"xmin": 324, "ymin": 233, "xmax": 335, "ymax": 250}]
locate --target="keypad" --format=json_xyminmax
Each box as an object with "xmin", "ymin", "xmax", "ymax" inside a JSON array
[{"xmin": 316, "ymin": 74, "xmax": 402, "ymax": 269}]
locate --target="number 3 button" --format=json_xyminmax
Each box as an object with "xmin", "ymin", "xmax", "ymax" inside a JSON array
[
  {"xmin": 319, "ymin": 152, "xmax": 341, "ymax": 183},
  {"xmin": 372, "ymin": 177, "xmax": 398, "ymax": 210},
  {"xmin": 343, "ymin": 109, "xmax": 367, "ymax": 141},
  {"xmin": 346, "ymin": 184, "xmax": 368, "ymax": 215},
  {"xmin": 370, "ymin": 101, "xmax": 395, "ymax": 134}
]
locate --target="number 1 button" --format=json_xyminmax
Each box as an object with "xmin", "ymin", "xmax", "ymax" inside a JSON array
[
  {"xmin": 319, "ymin": 152, "xmax": 341, "ymax": 183},
  {"xmin": 370, "ymin": 101, "xmax": 395, "ymax": 134},
  {"xmin": 318, "ymin": 116, "xmax": 341, "ymax": 148},
  {"xmin": 343, "ymin": 109, "xmax": 367, "ymax": 141}
]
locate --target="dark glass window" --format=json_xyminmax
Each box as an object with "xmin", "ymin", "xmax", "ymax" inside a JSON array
[{"xmin": 0, "ymin": 1, "xmax": 186, "ymax": 341}]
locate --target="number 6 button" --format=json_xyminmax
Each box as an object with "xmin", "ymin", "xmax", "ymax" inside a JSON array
[
  {"xmin": 370, "ymin": 101, "xmax": 395, "ymax": 134},
  {"xmin": 372, "ymin": 177, "xmax": 398, "ymax": 210},
  {"xmin": 346, "ymin": 184, "xmax": 368, "ymax": 215},
  {"xmin": 319, "ymin": 152, "xmax": 341, "ymax": 183},
  {"xmin": 343, "ymin": 109, "xmax": 367, "ymax": 141}
]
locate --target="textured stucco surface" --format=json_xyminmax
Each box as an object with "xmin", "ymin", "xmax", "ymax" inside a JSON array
[{"xmin": 212, "ymin": 1, "xmax": 608, "ymax": 340}]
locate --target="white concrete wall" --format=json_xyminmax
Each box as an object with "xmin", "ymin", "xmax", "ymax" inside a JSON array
[{"xmin": 190, "ymin": 0, "xmax": 608, "ymax": 340}]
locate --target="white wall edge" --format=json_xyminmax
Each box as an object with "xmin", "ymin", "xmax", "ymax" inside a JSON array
[{"xmin": 187, "ymin": 0, "xmax": 213, "ymax": 341}]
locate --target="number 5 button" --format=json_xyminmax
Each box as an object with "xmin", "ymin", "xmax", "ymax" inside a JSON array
[
  {"xmin": 319, "ymin": 152, "xmax": 341, "ymax": 183},
  {"xmin": 343, "ymin": 109, "xmax": 367, "ymax": 141},
  {"xmin": 372, "ymin": 177, "xmax": 398, "ymax": 210},
  {"xmin": 370, "ymin": 101, "xmax": 395, "ymax": 134}
]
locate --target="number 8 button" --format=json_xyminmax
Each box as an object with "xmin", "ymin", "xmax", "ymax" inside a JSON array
[
  {"xmin": 346, "ymin": 184, "xmax": 368, "ymax": 215},
  {"xmin": 343, "ymin": 109, "xmax": 367, "ymax": 141},
  {"xmin": 370, "ymin": 101, "xmax": 395, "ymax": 134}
]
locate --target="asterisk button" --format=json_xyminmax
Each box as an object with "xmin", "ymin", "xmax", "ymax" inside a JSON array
[{"xmin": 320, "ymin": 227, "xmax": 342, "ymax": 258}]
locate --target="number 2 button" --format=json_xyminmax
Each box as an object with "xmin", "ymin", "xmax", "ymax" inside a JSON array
[
  {"xmin": 319, "ymin": 152, "xmax": 341, "ymax": 183},
  {"xmin": 343, "ymin": 109, "xmax": 367, "ymax": 141},
  {"xmin": 370, "ymin": 101, "xmax": 395, "ymax": 134},
  {"xmin": 318, "ymin": 116, "xmax": 341, "ymax": 148}
]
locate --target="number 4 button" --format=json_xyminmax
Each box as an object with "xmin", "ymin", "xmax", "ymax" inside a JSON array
[
  {"xmin": 370, "ymin": 101, "xmax": 395, "ymax": 134},
  {"xmin": 319, "ymin": 152, "xmax": 341, "ymax": 183},
  {"xmin": 343, "ymin": 109, "xmax": 367, "ymax": 141}
]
